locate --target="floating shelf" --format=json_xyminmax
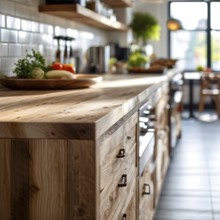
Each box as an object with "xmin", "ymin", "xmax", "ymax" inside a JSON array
[
  {"xmin": 39, "ymin": 4, "xmax": 128, "ymax": 31},
  {"xmin": 102, "ymin": 0, "xmax": 132, "ymax": 8}
]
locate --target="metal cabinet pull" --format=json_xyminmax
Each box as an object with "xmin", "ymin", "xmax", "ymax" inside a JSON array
[
  {"xmin": 143, "ymin": 183, "xmax": 151, "ymax": 195},
  {"xmin": 127, "ymin": 135, "xmax": 132, "ymax": 140},
  {"xmin": 122, "ymin": 214, "xmax": 127, "ymax": 220},
  {"xmin": 116, "ymin": 149, "xmax": 126, "ymax": 158},
  {"xmin": 118, "ymin": 174, "xmax": 127, "ymax": 187}
]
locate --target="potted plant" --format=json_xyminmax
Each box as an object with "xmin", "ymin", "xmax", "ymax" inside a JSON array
[{"xmin": 130, "ymin": 12, "xmax": 161, "ymax": 46}]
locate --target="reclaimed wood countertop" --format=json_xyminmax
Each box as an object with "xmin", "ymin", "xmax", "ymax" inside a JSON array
[{"xmin": 0, "ymin": 69, "xmax": 177, "ymax": 139}]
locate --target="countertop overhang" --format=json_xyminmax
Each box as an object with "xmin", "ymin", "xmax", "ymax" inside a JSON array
[{"xmin": 0, "ymin": 69, "xmax": 178, "ymax": 139}]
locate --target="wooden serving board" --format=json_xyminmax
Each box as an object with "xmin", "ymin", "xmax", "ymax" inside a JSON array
[
  {"xmin": 0, "ymin": 74, "xmax": 102, "ymax": 90},
  {"xmin": 128, "ymin": 67, "xmax": 166, "ymax": 74}
]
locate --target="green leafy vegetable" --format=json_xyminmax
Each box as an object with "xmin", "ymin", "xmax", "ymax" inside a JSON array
[
  {"xmin": 128, "ymin": 50, "xmax": 149, "ymax": 68},
  {"xmin": 13, "ymin": 49, "xmax": 49, "ymax": 79}
]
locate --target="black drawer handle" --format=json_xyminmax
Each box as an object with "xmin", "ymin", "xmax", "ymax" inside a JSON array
[
  {"xmin": 122, "ymin": 213, "xmax": 127, "ymax": 220},
  {"xmin": 127, "ymin": 136, "xmax": 132, "ymax": 140},
  {"xmin": 143, "ymin": 183, "xmax": 151, "ymax": 195},
  {"xmin": 118, "ymin": 174, "xmax": 127, "ymax": 187},
  {"xmin": 116, "ymin": 149, "xmax": 126, "ymax": 158}
]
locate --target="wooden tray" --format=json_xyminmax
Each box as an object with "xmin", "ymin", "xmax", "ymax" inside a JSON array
[
  {"xmin": 0, "ymin": 74, "xmax": 102, "ymax": 90},
  {"xmin": 128, "ymin": 67, "xmax": 166, "ymax": 74}
]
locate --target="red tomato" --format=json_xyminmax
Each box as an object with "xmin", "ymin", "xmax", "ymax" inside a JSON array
[
  {"xmin": 62, "ymin": 64, "xmax": 69, "ymax": 70},
  {"xmin": 65, "ymin": 66, "xmax": 75, "ymax": 74},
  {"xmin": 52, "ymin": 63, "xmax": 63, "ymax": 70},
  {"xmin": 62, "ymin": 64, "xmax": 75, "ymax": 74}
]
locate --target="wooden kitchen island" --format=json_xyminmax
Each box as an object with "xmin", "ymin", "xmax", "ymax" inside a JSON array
[{"xmin": 0, "ymin": 69, "xmax": 181, "ymax": 220}]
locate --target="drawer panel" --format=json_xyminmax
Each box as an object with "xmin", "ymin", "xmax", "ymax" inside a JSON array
[
  {"xmin": 100, "ymin": 113, "xmax": 137, "ymax": 190},
  {"xmin": 100, "ymin": 156, "xmax": 136, "ymax": 220},
  {"xmin": 139, "ymin": 165, "xmax": 154, "ymax": 220}
]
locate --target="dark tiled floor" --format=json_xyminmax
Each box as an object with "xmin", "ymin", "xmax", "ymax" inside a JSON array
[{"xmin": 154, "ymin": 116, "xmax": 220, "ymax": 220}]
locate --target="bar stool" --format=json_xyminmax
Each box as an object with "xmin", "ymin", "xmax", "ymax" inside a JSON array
[{"xmin": 198, "ymin": 72, "xmax": 220, "ymax": 117}]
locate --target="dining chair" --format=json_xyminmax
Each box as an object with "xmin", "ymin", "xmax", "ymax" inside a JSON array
[{"xmin": 198, "ymin": 72, "xmax": 220, "ymax": 117}]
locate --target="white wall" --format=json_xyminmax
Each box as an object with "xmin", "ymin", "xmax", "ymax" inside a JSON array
[{"xmin": 132, "ymin": 2, "xmax": 168, "ymax": 58}]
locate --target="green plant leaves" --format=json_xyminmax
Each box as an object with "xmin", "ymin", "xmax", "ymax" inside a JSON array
[{"xmin": 130, "ymin": 12, "xmax": 161, "ymax": 42}]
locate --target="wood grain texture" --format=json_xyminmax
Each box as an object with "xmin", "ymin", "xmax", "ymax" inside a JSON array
[
  {"xmin": 11, "ymin": 139, "xmax": 29, "ymax": 220},
  {"xmin": 0, "ymin": 70, "xmax": 178, "ymax": 139},
  {"xmin": 67, "ymin": 140, "xmax": 97, "ymax": 220},
  {"xmin": 139, "ymin": 165, "xmax": 154, "ymax": 220},
  {"xmin": 39, "ymin": 4, "xmax": 128, "ymax": 31},
  {"xmin": 102, "ymin": 0, "xmax": 132, "ymax": 7},
  {"xmin": 0, "ymin": 139, "xmax": 11, "ymax": 220},
  {"xmin": 29, "ymin": 139, "xmax": 67, "ymax": 220},
  {"xmin": 99, "ymin": 112, "xmax": 138, "ymax": 190}
]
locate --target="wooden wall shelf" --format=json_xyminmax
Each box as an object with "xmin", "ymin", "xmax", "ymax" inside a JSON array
[
  {"xmin": 102, "ymin": 0, "xmax": 132, "ymax": 8},
  {"xmin": 39, "ymin": 4, "xmax": 128, "ymax": 31}
]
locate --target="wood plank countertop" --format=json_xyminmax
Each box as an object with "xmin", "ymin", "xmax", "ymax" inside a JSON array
[{"xmin": 0, "ymin": 69, "xmax": 178, "ymax": 140}]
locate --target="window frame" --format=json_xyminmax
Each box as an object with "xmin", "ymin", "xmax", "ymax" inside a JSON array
[{"xmin": 168, "ymin": 0, "xmax": 216, "ymax": 71}]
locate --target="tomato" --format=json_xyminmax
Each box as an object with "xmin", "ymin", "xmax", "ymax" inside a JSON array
[
  {"xmin": 52, "ymin": 63, "xmax": 63, "ymax": 70},
  {"xmin": 65, "ymin": 66, "xmax": 75, "ymax": 74},
  {"xmin": 62, "ymin": 64, "xmax": 75, "ymax": 74}
]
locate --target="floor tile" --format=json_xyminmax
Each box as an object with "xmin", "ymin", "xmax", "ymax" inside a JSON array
[
  {"xmin": 160, "ymin": 189, "xmax": 210, "ymax": 197},
  {"xmin": 154, "ymin": 210, "xmax": 213, "ymax": 220},
  {"xmin": 162, "ymin": 175, "xmax": 210, "ymax": 191},
  {"xmin": 156, "ymin": 196, "xmax": 212, "ymax": 212},
  {"xmin": 214, "ymin": 212, "xmax": 220, "ymax": 220},
  {"xmin": 154, "ymin": 117, "xmax": 220, "ymax": 219}
]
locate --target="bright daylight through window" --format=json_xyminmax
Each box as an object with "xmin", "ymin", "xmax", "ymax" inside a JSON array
[{"xmin": 169, "ymin": 1, "xmax": 220, "ymax": 71}]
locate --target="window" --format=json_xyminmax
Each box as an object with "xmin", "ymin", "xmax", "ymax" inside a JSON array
[{"xmin": 169, "ymin": 1, "xmax": 220, "ymax": 71}]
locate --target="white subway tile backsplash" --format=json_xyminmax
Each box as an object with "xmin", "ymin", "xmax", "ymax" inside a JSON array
[
  {"xmin": 21, "ymin": 19, "xmax": 32, "ymax": 32},
  {"xmin": 15, "ymin": 3, "xmax": 31, "ymax": 20},
  {"xmin": 1, "ymin": 29, "xmax": 18, "ymax": 43},
  {"xmin": 54, "ymin": 26, "xmax": 67, "ymax": 36},
  {"xmin": 39, "ymin": 23, "xmax": 54, "ymax": 35},
  {"xmin": 22, "ymin": 44, "xmax": 39, "ymax": 56},
  {"xmin": 0, "ymin": 43, "xmax": 8, "ymax": 56},
  {"xmin": 7, "ymin": 16, "xmax": 20, "ymax": 30},
  {"xmin": 9, "ymin": 44, "xmax": 22, "ymax": 56},
  {"xmin": 41, "ymin": 34, "xmax": 53, "ymax": 45},
  {"xmin": 31, "ymin": 21, "xmax": 39, "ymax": 32},
  {"xmin": 45, "ymin": 46, "xmax": 55, "ymax": 57},
  {"xmin": 0, "ymin": 0, "xmax": 107, "ymax": 73},
  {"xmin": 0, "ymin": 14, "xmax": 5, "ymax": 28},
  {"xmin": 32, "ymin": 33, "xmax": 41, "ymax": 44},
  {"xmin": 38, "ymin": 44, "xmax": 45, "ymax": 56},
  {"xmin": 27, "ymin": 0, "xmax": 39, "ymax": 7},
  {"xmin": 15, "ymin": 0, "xmax": 27, "ymax": 4},
  {"xmin": 0, "ymin": 1, "xmax": 15, "ymax": 16},
  {"xmin": 1, "ymin": 57, "xmax": 17, "ymax": 72},
  {"xmin": 18, "ymin": 31, "xmax": 32, "ymax": 43}
]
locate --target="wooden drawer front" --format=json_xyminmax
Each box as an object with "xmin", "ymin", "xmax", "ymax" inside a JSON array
[
  {"xmin": 156, "ymin": 96, "xmax": 168, "ymax": 131},
  {"xmin": 108, "ymin": 175, "xmax": 137, "ymax": 220},
  {"xmin": 100, "ymin": 162, "xmax": 136, "ymax": 220},
  {"xmin": 100, "ymin": 112, "xmax": 137, "ymax": 190},
  {"xmin": 122, "ymin": 192, "xmax": 136, "ymax": 220},
  {"xmin": 139, "ymin": 166, "xmax": 154, "ymax": 220}
]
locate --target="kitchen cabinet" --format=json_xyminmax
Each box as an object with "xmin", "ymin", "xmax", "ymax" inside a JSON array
[
  {"xmin": 0, "ymin": 112, "xmax": 137, "ymax": 220},
  {"xmin": 99, "ymin": 112, "xmax": 137, "ymax": 219},
  {"xmin": 138, "ymin": 162, "xmax": 154, "ymax": 220},
  {"xmin": 153, "ymin": 82, "xmax": 170, "ymax": 208},
  {"xmin": 137, "ymin": 83, "xmax": 170, "ymax": 220},
  {"xmin": 39, "ymin": 4, "xmax": 128, "ymax": 31},
  {"xmin": 0, "ymin": 69, "xmax": 180, "ymax": 220}
]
